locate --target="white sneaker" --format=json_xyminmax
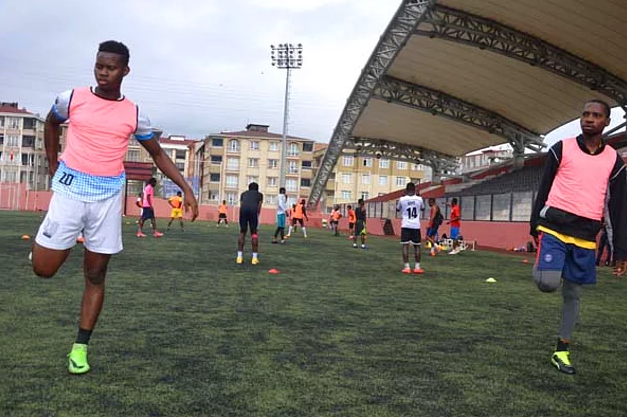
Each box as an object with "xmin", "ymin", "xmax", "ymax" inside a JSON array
[{"xmin": 449, "ymin": 249, "xmax": 459, "ymax": 255}]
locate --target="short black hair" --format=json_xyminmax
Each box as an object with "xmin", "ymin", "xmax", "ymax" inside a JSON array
[
  {"xmin": 451, "ymin": 198, "xmax": 458, "ymax": 205},
  {"xmin": 585, "ymin": 99, "xmax": 611, "ymax": 118},
  {"xmin": 249, "ymin": 182, "xmax": 259, "ymax": 191},
  {"xmin": 98, "ymin": 40, "xmax": 130, "ymax": 66},
  {"xmin": 358, "ymin": 198, "xmax": 364, "ymax": 205},
  {"xmin": 406, "ymin": 182, "xmax": 415, "ymax": 192},
  {"xmin": 347, "ymin": 205, "xmax": 352, "ymax": 209},
  {"xmin": 279, "ymin": 187, "xmax": 286, "ymax": 194},
  {"xmin": 148, "ymin": 178, "xmax": 156, "ymax": 186},
  {"xmin": 177, "ymin": 191, "xmax": 182, "ymax": 196}
]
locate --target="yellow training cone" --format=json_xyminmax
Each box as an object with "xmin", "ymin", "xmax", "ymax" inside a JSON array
[{"xmin": 486, "ymin": 277, "xmax": 497, "ymax": 283}]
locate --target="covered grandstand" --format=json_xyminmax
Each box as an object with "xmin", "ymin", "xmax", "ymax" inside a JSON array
[{"xmin": 310, "ymin": 0, "xmax": 627, "ymax": 210}]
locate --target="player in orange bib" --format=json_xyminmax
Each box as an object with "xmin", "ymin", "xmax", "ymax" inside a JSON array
[
  {"xmin": 347, "ymin": 205, "xmax": 356, "ymax": 239},
  {"xmin": 287, "ymin": 199, "xmax": 309, "ymax": 239},
  {"xmin": 329, "ymin": 205, "xmax": 342, "ymax": 236},
  {"xmin": 217, "ymin": 200, "xmax": 229, "ymax": 227},
  {"xmin": 167, "ymin": 191, "xmax": 184, "ymax": 231}
]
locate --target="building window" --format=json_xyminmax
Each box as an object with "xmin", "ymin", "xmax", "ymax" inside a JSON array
[
  {"xmin": 300, "ymin": 178, "xmax": 311, "ymax": 187},
  {"xmin": 412, "ymin": 163, "xmax": 421, "ymax": 171},
  {"xmin": 342, "ymin": 156, "xmax": 354, "ymax": 167},
  {"xmin": 248, "ymin": 158, "xmax": 259, "ymax": 168},
  {"xmin": 227, "ymin": 193, "xmax": 237, "ymax": 205},
  {"xmin": 361, "ymin": 174, "xmax": 370, "ymax": 184},
  {"xmin": 286, "ymin": 178, "xmax": 298, "ymax": 192},
  {"xmin": 288, "ymin": 143, "xmax": 300, "ymax": 157},
  {"xmin": 302, "ymin": 142, "xmax": 313, "ymax": 152},
  {"xmin": 397, "ymin": 161, "xmax": 407, "ymax": 169},
  {"xmin": 396, "ymin": 176, "xmax": 406, "ymax": 186},
  {"xmin": 210, "ymin": 155, "xmax": 222, "ymax": 164},
  {"xmin": 288, "ymin": 160, "xmax": 298, "ymax": 174},
  {"xmin": 227, "ymin": 157, "xmax": 239, "ymax": 170},
  {"xmin": 6, "ymin": 135, "xmax": 20, "ymax": 147},
  {"xmin": 269, "ymin": 142, "xmax": 279, "ymax": 151},
  {"xmin": 379, "ymin": 175, "xmax": 388, "ymax": 186},
  {"xmin": 341, "ymin": 190, "xmax": 352, "ymax": 200},
  {"xmin": 267, "ymin": 177, "xmax": 278, "ymax": 187},
  {"xmin": 210, "ymin": 173, "xmax": 220, "ymax": 182},
  {"xmin": 247, "ymin": 176, "xmax": 259, "ymax": 184},
  {"xmin": 301, "ymin": 160, "xmax": 312, "ymax": 168},
  {"xmin": 175, "ymin": 149, "xmax": 186, "ymax": 160},
  {"xmin": 6, "ymin": 117, "xmax": 19, "ymax": 129},
  {"xmin": 228, "ymin": 139, "xmax": 240, "ymax": 152},
  {"xmin": 379, "ymin": 158, "xmax": 390, "ymax": 168},
  {"xmin": 127, "ymin": 150, "xmax": 140, "ymax": 162},
  {"xmin": 361, "ymin": 192, "xmax": 369, "ymax": 201},
  {"xmin": 23, "ymin": 118, "xmax": 37, "ymax": 129},
  {"xmin": 0, "ymin": 117, "xmax": 4, "ymax": 127},
  {"xmin": 268, "ymin": 159, "xmax": 278, "ymax": 169},
  {"xmin": 342, "ymin": 173, "xmax": 352, "ymax": 184},
  {"xmin": 212, "ymin": 138, "xmax": 223, "ymax": 147},
  {"xmin": 22, "ymin": 135, "xmax": 36, "ymax": 148},
  {"xmin": 208, "ymin": 191, "xmax": 219, "ymax": 201},
  {"xmin": 362, "ymin": 158, "xmax": 372, "ymax": 167},
  {"xmin": 266, "ymin": 194, "xmax": 277, "ymax": 204},
  {"xmin": 226, "ymin": 175, "xmax": 238, "ymax": 188},
  {"xmin": 249, "ymin": 141, "xmax": 260, "ymax": 151},
  {"xmin": 175, "ymin": 162, "xmax": 185, "ymax": 171}
]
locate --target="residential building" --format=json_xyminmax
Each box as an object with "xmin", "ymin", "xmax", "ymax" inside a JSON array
[
  {"xmin": 196, "ymin": 124, "xmax": 315, "ymax": 207},
  {"xmin": 461, "ymin": 149, "xmax": 513, "ymax": 173},
  {"xmin": 0, "ymin": 103, "xmax": 48, "ymax": 190},
  {"xmin": 313, "ymin": 145, "xmax": 429, "ymax": 213}
]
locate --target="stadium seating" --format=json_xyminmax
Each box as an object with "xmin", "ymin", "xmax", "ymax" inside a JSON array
[{"xmin": 448, "ymin": 165, "xmax": 543, "ymax": 197}]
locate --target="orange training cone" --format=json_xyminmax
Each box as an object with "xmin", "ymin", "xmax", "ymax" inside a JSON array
[
  {"xmin": 269, "ymin": 268, "xmax": 280, "ymax": 275},
  {"xmin": 21, "ymin": 235, "xmax": 30, "ymax": 241}
]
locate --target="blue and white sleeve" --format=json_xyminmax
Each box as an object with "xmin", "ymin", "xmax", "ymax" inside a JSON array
[
  {"xmin": 51, "ymin": 90, "xmax": 72, "ymax": 122},
  {"xmin": 134, "ymin": 107, "xmax": 154, "ymax": 141}
]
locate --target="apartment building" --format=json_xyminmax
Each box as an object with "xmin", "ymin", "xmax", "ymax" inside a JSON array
[
  {"xmin": 0, "ymin": 103, "xmax": 48, "ymax": 190},
  {"xmin": 461, "ymin": 149, "xmax": 512, "ymax": 173},
  {"xmin": 196, "ymin": 124, "xmax": 315, "ymax": 207},
  {"xmin": 313, "ymin": 145, "xmax": 430, "ymax": 213}
]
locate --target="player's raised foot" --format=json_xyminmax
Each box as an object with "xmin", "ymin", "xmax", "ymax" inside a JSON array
[
  {"xmin": 551, "ymin": 351, "xmax": 576, "ymax": 375},
  {"xmin": 401, "ymin": 267, "xmax": 412, "ymax": 274},
  {"xmin": 236, "ymin": 256, "xmax": 243, "ymax": 265},
  {"xmin": 136, "ymin": 232, "xmax": 147, "ymax": 238},
  {"xmin": 413, "ymin": 268, "xmax": 424, "ymax": 275},
  {"xmin": 153, "ymin": 231, "xmax": 164, "ymax": 238},
  {"xmin": 251, "ymin": 258, "xmax": 260, "ymax": 265},
  {"xmin": 68, "ymin": 343, "xmax": 90, "ymax": 375}
]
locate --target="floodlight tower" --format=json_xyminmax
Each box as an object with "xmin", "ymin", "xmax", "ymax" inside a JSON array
[{"xmin": 270, "ymin": 43, "xmax": 303, "ymax": 188}]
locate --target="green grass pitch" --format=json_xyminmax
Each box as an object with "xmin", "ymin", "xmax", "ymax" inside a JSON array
[{"xmin": 1, "ymin": 211, "xmax": 627, "ymax": 416}]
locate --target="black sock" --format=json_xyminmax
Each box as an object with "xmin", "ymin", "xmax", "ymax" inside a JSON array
[
  {"xmin": 76, "ymin": 327, "xmax": 93, "ymax": 345},
  {"xmin": 556, "ymin": 338, "xmax": 569, "ymax": 352}
]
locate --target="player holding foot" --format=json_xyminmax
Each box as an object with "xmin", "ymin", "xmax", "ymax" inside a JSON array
[
  {"xmin": 137, "ymin": 178, "xmax": 163, "ymax": 238},
  {"xmin": 530, "ymin": 99, "xmax": 627, "ymax": 375},
  {"xmin": 397, "ymin": 182, "xmax": 425, "ymax": 274},
  {"xmin": 166, "ymin": 191, "xmax": 184, "ymax": 232},
  {"xmin": 237, "ymin": 182, "xmax": 263, "ymax": 264},
  {"xmin": 31, "ymin": 41, "xmax": 199, "ymax": 375}
]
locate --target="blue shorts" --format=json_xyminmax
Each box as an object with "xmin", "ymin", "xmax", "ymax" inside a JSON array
[
  {"xmin": 450, "ymin": 226, "xmax": 460, "ymax": 240},
  {"xmin": 141, "ymin": 207, "xmax": 155, "ymax": 220},
  {"xmin": 276, "ymin": 213, "xmax": 286, "ymax": 229},
  {"xmin": 536, "ymin": 233, "xmax": 596, "ymax": 285},
  {"xmin": 426, "ymin": 226, "xmax": 439, "ymax": 238}
]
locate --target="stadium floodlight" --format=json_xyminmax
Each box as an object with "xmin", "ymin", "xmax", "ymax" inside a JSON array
[{"xmin": 270, "ymin": 43, "xmax": 303, "ymax": 188}]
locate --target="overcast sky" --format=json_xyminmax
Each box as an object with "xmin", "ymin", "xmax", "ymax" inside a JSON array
[
  {"xmin": 1, "ymin": 0, "xmax": 623, "ymax": 150},
  {"xmin": 0, "ymin": 0, "xmax": 398, "ymax": 142}
]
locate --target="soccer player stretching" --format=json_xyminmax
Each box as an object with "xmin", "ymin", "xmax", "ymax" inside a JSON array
[
  {"xmin": 237, "ymin": 182, "xmax": 264, "ymax": 265},
  {"xmin": 31, "ymin": 41, "xmax": 199, "ymax": 374},
  {"xmin": 530, "ymin": 99, "xmax": 627, "ymax": 374}
]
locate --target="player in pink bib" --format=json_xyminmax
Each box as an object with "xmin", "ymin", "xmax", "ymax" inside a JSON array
[{"xmin": 31, "ymin": 41, "xmax": 199, "ymax": 375}]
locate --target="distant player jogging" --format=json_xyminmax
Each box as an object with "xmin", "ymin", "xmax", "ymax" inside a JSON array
[
  {"xmin": 30, "ymin": 40, "xmax": 198, "ymax": 375},
  {"xmin": 397, "ymin": 182, "xmax": 425, "ymax": 274}
]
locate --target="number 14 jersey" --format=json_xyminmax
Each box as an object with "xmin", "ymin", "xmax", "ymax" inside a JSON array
[{"xmin": 397, "ymin": 195, "xmax": 424, "ymax": 230}]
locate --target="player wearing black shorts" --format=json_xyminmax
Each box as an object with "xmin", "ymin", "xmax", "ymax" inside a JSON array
[{"xmin": 237, "ymin": 182, "xmax": 263, "ymax": 265}]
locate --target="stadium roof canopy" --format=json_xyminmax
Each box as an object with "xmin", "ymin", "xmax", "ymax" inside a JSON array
[{"xmin": 310, "ymin": 0, "xmax": 627, "ymax": 204}]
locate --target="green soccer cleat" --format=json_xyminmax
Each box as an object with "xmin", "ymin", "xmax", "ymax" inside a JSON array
[
  {"xmin": 551, "ymin": 351, "xmax": 575, "ymax": 375},
  {"xmin": 68, "ymin": 343, "xmax": 91, "ymax": 375}
]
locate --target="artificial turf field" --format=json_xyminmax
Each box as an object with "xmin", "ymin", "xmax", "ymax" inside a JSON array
[{"xmin": 1, "ymin": 211, "xmax": 627, "ymax": 417}]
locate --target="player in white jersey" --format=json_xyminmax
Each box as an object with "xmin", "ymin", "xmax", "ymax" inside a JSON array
[{"xmin": 396, "ymin": 182, "xmax": 425, "ymax": 274}]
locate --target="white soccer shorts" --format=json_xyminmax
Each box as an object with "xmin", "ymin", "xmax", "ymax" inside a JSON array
[{"xmin": 35, "ymin": 191, "xmax": 123, "ymax": 254}]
